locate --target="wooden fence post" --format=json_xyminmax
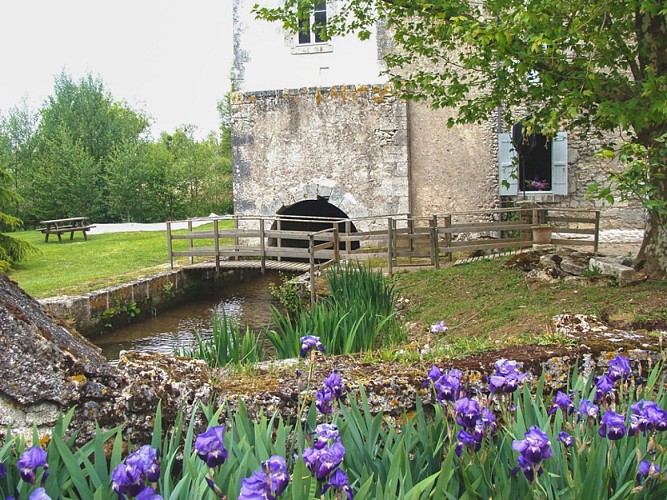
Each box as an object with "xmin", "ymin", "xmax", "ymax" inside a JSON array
[
  {"xmin": 445, "ymin": 215, "xmax": 452, "ymax": 262},
  {"xmin": 187, "ymin": 220, "xmax": 193, "ymax": 265},
  {"xmin": 309, "ymin": 233, "xmax": 316, "ymax": 306},
  {"xmin": 333, "ymin": 225, "xmax": 340, "ymax": 264},
  {"xmin": 233, "ymin": 216, "xmax": 239, "ymax": 261},
  {"xmin": 345, "ymin": 220, "xmax": 352, "ymax": 254},
  {"xmin": 214, "ymin": 219, "xmax": 220, "ymax": 274},
  {"xmin": 594, "ymin": 210, "xmax": 601, "ymax": 254},
  {"xmin": 277, "ymin": 218, "xmax": 282, "ymax": 262},
  {"xmin": 387, "ymin": 217, "xmax": 394, "ymax": 276},
  {"xmin": 430, "ymin": 215, "xmax": 439, "ymax": 269},
  {"xmin": 167, "ymin": 222, "xmax": 173, "ymax": 269},
  {"xmin": 259, "ymin": 217, "xmax": 266, "ymax": 275}
]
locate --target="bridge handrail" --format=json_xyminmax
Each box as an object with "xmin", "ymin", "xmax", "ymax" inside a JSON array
[{"xmin": 166, "ymin": 207, "xmax": 600, "ymax": 280}]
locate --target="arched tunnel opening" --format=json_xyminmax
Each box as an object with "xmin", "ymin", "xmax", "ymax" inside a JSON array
[{"xmin": 269, "ymin": 198, "xmax": 360, "ymax": 253}]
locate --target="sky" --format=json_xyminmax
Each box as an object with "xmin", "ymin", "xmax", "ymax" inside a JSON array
[{"xmin": 0, "ymin": 0, "xmax": 233, "ymax": 140}]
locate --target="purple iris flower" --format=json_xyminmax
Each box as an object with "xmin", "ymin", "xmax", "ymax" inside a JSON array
[
  {"xmin": 136, "ymin": 486, "xmax": 163, "ymax": 500},
  {"xmin": 511, "ymin": 454, "xmax": 543, "ymax": 483},
  {"xmin": 578, "ymin": 399, "xmax": 599, "ymax": 420},
  {"xmin": 637, "ymin": 459, "xmax": 660, "ymax": 485},
  {"xmin": 322, "ymin": 469, "xmax": 354, "ymax": 499},
  {"xmin": 17, "ymin": 446, "xmax": 48, "ymax": 484},
  {"xmin": 599, "ymin": 410, "xmax": 627, "ymax": 440},
  {"xmin": 512, "ymin": 426, "xmax": 552, "ymax": 466},
  {"xmin": 111, "ymin": 461, "xmax": 144, "ymax": 497},
  {"xmin": 314, "ymin": 424, "xmax": 340, "ymax": 449},
  {"xmin": 239, "ymin": 456, "xmax": 290, "ymax": 500},
  {"xmin": 455, "ymin": 430, "xmax": 481, "ymax": 456},
  {"xmin": 300, "ymin": 335, "xmax": 326, "ymax": 357},
  {"xmin": 557, "ymin": 431, "xmax": 574, "ymax": 448},
  {"xmin": 430, "ymin": 321, "xmax": 448, "ymax": 334},
  {"xmin": 125, "ymin": 445, "xmax": 160, "ymax": 483},
  {"xmin": 316, "ymin": 386, "xmax": 334, "ymax": 415},
  {"xmin": 424, "ymin": 365, "xmax": 443, "ymax": 387},
  {"xmin": 607, "ymin": 355, "xmax": 631, "ymax": 382},
  {"xmin": 434, "ymin": 373, "xmax": 461, "ymax": 403},
  {"xmin": 239, "ymin": 470, "xmax": 269, "ymax": 500},
  {"xmin": 302, "ymin": 442, "xmax": 346, "ymax": 481},
  {"xmin": 0, "ymin": 462, "xmax": 6, "ymax": 478},
  {"xmin": 28, "ymin": 488, "xmax": 51, "ymax": 500},
  {"xmin": 629, "ymin": 400, "xmax": 667, "ymax": 435},
  {"xmin": 194, "ymin": 426, "xmax": 229, "ymax": 468},
  {"xmin": 594, "ymin": 375, "xmax": 615, "ymax": 403},
  {"xmin": 488, "ymin": 360, "xmax": 528, "ymax": 394},
  {"xmin": 324, "ymin": 370, "xmax": 343, "ymax": 399},
  {"xmin": 475, "ymin": 408, "xmax": 497, "ymax": 438},
  {"xmin": 548, "ymin": 391, "xmax": 575, "ymax": 416},
  {"xmin": 111, "ymin": 446, "xmax": 160, "ymax": 498},
  {"xmin": 494, "ymin": 359, "xmax": 519, "ymax": 376},
  {"xmin": 455, "ymin": 398, "xmax": 481, "ymax": 430}
]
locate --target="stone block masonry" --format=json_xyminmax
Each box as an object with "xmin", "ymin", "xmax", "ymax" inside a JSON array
[
  {"xmin": 39, "ymin": 269, "xmax": 236, "ymax": 337},
  {"xmin": 231, "ymin": 84, "xmax": 410, "ymax": 231}
]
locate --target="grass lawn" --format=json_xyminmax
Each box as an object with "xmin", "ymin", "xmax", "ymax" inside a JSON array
[
  {"xmin": 392, "ymin": 257, "xmax": 667, "ymax": 353},
  {"xmin": 5, "ymin": 222, "xmax": 231, "ymax": 298}
]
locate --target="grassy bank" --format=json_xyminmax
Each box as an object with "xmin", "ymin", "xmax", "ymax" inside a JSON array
[
  {"xmin": 5, "ymin": 222, "xmax": 229, "ymax": 297},
  {"xmin": 393, "ymin": 258, "xmax": 667, "ymax": 351}
]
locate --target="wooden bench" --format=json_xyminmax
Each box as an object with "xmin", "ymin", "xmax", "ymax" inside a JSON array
[{"xmin": 37, "ymin": 217, "xmax": 95, "ymax": 243}]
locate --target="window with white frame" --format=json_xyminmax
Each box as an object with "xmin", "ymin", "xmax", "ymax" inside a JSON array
[
  {"xmin": 498, "ymin": 132, "xmax": 568, "ymax": 195},
  {"xmin": 297, "ymin": 1, "xmax": 328, "ymax": 45}
]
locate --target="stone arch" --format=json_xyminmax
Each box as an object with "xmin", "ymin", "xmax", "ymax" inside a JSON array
[
  {"xmin": 269, "ymin": 197, "xmax": 360, "ymax": 251},
  {"xmin": 268, "ymin": 180, "xmax": 370, "ymax": 226}
]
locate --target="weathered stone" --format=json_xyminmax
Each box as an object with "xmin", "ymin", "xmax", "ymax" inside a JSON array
[
  {"xmin": 590, "ymin": 257, "xmax": 645, "ymax": 286},
  {"xmin": 0, "ymin": 273, "xmax": 213, "ymax": 444},
  {"xmin": 560, "ymin": 255, "xmax": 590, "ymax": 276}
]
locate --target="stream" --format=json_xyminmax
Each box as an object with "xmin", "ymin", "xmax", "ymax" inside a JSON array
[{"xmin": 92, "ymin": 272, "xmax": 286, "ymax": 362}]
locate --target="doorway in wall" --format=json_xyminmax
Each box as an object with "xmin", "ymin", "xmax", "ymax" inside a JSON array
[{"xmin": 269, "ymin": 197, "xmax": 360, "ymax": 251}]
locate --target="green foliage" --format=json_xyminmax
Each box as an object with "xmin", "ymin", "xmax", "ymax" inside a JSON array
[
  {"xmin": 269, "ymin": 273, "xmax": 307, "ymax": 318},
  {"xmin": 588, "ymin": 135, "xmax": 667, "ymax": 227},
  {"xmin": 266, "ymin": 262, "xmax": 405, "ymax": 358},
  {"xmin": 177, "ymin": 311, "xmax": 265, "ymax": 367},
  {"xmin": 0, "ymin": 71, "xmax": 233, "ymax": 225},
  {"xmin": 3, "ymin": 362, "xmax": 667, "ymax": 498},
  {"xmin": 0, "ymin": 166, "xmax": 37, "ymax": 270}
]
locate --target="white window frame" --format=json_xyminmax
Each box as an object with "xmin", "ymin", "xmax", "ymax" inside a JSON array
[
  {"xmin": 291, "ymin": 1, "xmax": 333, "ymax": 54},
  {"xmin": 498, "ymin": 132, "xmax": 568, "ymax": 196}
]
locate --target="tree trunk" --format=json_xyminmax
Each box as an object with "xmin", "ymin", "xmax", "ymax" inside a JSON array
[{"xmin": 635, "ymin": 172, "xmax": 667, "ymax": 279}]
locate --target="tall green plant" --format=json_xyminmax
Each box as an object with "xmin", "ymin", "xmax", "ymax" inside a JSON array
[
  {"xmin": 265, "ymin": 262, "xmax": 405, "ymax": 358},
  {"xmin": 177, "ymin": 311, "xmax": 264, "ymax": 367}
]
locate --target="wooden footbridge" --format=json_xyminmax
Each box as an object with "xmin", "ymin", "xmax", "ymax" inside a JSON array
[{"xmin": 167, "ymin": 208, "xmax": 600, "ymax": 301}]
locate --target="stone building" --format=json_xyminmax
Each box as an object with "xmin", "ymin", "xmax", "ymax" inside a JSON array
[{"xmin": 231, "ymin": 0, "xmax": 644, "ymax": 231}]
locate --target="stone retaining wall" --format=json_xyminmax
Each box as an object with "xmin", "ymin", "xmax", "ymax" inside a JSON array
[{"xmin": 39, "ymin": 269, "xmax": 238, "ymax": 337}]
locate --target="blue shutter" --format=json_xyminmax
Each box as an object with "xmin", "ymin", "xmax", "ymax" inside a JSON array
[
  {"xmin": 498, "ymin": 133, "xmax": 518, "ymax": 195},
  {"xmin": 551, "ymin": 132, "xmax": 568, "ymax": 195}
]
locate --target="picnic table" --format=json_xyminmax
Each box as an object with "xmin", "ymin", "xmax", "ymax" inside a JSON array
[{"xmin": 37, "ymin": 217, "xmax": 95, "ymax": 243}]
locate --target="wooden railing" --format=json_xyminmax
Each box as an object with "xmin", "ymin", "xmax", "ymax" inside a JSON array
[{"xmin": 166, "ymin": 208, "xmax": 600, "ymax": 278}]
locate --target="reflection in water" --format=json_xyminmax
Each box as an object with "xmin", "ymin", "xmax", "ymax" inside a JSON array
[{"xmin": 92, "ymin": 272, "xmax": 287, "ymax": 361}]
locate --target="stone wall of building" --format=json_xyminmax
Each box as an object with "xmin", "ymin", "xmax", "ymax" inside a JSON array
[
  {"xmin": 408, "ymin": 103, "xmax": 499, "ymax": 216},
  {"xmin": 231, "ymin": 84, "xmax": 410, "ymax": 230}
]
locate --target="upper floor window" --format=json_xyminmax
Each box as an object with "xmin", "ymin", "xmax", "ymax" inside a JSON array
[{"xmin": 298, "ymin": 1, "xmax": 327, "ymax": 45}]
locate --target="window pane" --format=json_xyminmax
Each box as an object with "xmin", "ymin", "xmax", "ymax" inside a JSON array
[
  {"xmin": 298, "ymin": 18, "xmax": 311, "ymax": 44},
  {"xmin": 314, "ymin": 1, "xmax": 327, "ymax": 13},
  {"xmin": 313, "ymin": 11, "xmax": 327, "ymax": 43}
]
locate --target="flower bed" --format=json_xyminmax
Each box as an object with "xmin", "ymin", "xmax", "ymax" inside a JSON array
[{"xmin": 2, "ymin": 332, "xmax": 666, "ymax": 499}]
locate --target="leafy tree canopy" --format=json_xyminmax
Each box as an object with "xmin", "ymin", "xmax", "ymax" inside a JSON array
[{"xmin": 256, "ymin": 0, "xmax": 667, "ymax": 277}]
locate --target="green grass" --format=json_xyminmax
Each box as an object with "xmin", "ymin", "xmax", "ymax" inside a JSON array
[
  {"xmin": 393, "ymin": 258, "xmax": 667, "ymax": 346},
  {"xmin": 4, "ymin": 222, "xmax": 233, "ymax": 297}
]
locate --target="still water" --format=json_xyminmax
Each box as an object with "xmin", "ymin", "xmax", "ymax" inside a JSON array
[{"xmin": 92, "ymin": 272, "xmax": 286, "ymax": 362}]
